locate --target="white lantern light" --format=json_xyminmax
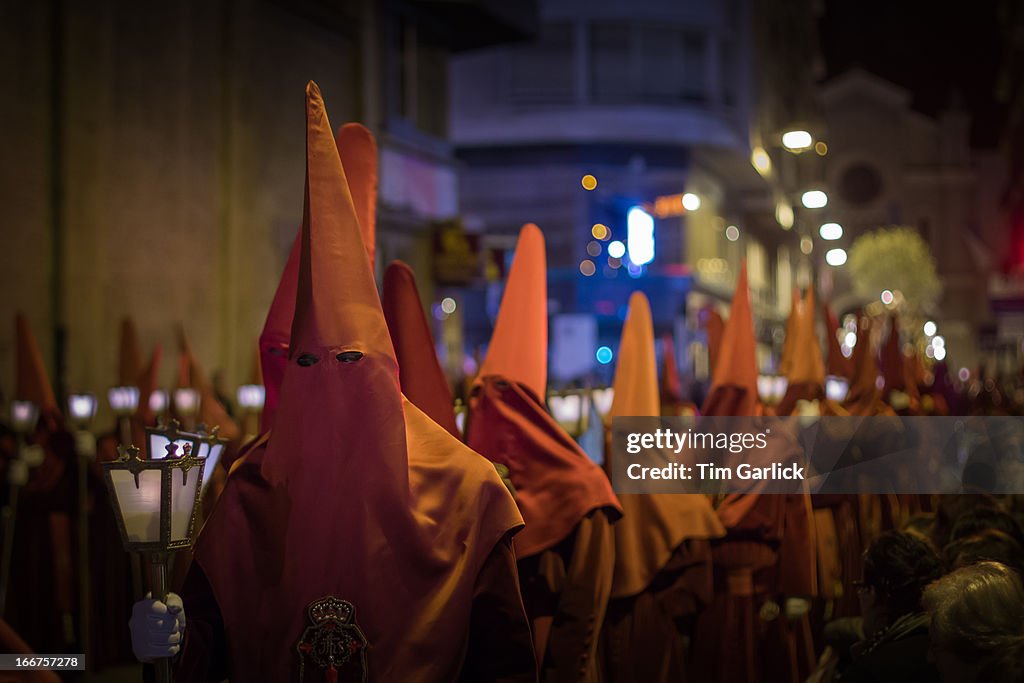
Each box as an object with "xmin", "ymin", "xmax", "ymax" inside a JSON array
[
  {"xmin": 236, "ymin": 384, "xmax": 266, "ymax": 411},
  {"xmin": 108, "ymin": 386, "xmax": 140, "ymax": 416},
  {"xmin": 591, "ymin": 387, "xmax": 615, "ymax": 418},
  {"xmin": 548, "ymin": 391, "xmax": 590, "ymax": 438},
  {"xmin": 174, "ymin": 388, "xmax": 200, "ymax": 417},
  {"xmin": 149, "ymin": 389, "xmax": 169, "ymax": 415},
  {"xmin": 9, "ymin": 400, "xmax": 39, "ymax": 435},
  {"xmin": 825, "ymin": 376, "xmax": 850, "ymax": 402},
  {"xmin": 67, "ymin": 393, "xmax": 98, "ymax": 426}
]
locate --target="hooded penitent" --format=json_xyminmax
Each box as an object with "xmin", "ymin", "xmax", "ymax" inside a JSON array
[
  {"xmin": 6, "ymin": 314, "xmax": 76, "ymax": 654},
  {"xmin": 779, "ymin": 288, "xmax": 802, "ymax": 379},
  {"xmin": 823, "ymin": 303, "xmax": 852, "ymax": 379},
  {"xmin": 258, "ymin": 123, "xmax": 378, "ymax": 433},
  {"xmin": 194, "ymin": 82, "xmax": 522, "ymax": 682},
  {"xmin": 382, "ymin": 261, "xmax": 459, "ymax": 437},
  {"xmin": 843, "ymin": 314, "xmax": 894, "ymax": 417},
  {"xmin": 15, "ymin": 313, "xmax": 59, "ymax": 422},
  {"xmin": 659, "ymin": 333, "xmax": 697, "ymax": 416},
  {"xmin": 466, "ymin": 223, "xmax": 621, "ymax": 558},
  {"xmin": 701, "ymin": 306, "xmax": 725, "ymax": 383},
  {"xmin": 702, "ymin": 264, "xmax": 761, "ymax": 419},
  {"xmin": 777, "ymin": 287, "xmax": 827, "ymax": 415},
  {"xmin": 606, "ymin": 292, "xmax": 723, "ymax": 599},
  {"xmin": 690, "ymin": 266, "xmax": 817, "ymax": 683}
]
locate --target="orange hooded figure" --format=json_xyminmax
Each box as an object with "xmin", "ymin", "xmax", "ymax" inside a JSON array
[
  {"xmin": 778, "ymin": 287, "xmax": 802, "ymax": 379},
  {"xmin": 118, "ymin": 317, "xmax": 145, "ymax": 388},
  {"xmin": 843, "ymin": 314, "xmax": 894, "ymax": 418},
  {"xmin": 382, "ymin": 261, "xmax": 460, "ymax": 437},
  {"xmin": 600, "ymin": 292, "xmax": 724, "ymax": 682},
  {"xmin": 701, "ymin": 305, "xmax": 725, "ymax": 383},
  {"xmin": 659, "ymin": 333, "xmax": 698, "ymax": 416},
  {"xmin": 465, "ymin": 223, "xmax": 621, "ymax": 681},
  {"xmin": 257, "ymin": 123, "xmax": 378, "ymax": 437},
  {"xmin": 180, "ymin": 82, "xmax": 531, "ymax": 682},
  {"xmin": 4, "ymin": 314, "xmax": 77, "ymax": 655},
  {"xmin": 776, "ymin": 287, "xmax": 827, "ymax": 416},
  {"xmin": 690, "ymin": 265, "xmax": 817, "ymax": 683}
]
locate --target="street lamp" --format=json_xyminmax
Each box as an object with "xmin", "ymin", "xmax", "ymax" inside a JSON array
[
  {"xmin": 782, "ymin": 130, "xmax": 813, "ymax": 152},
  {"xmin": 102, "ymin": 420, "xmax": 214, "ymax": 683},
  {"xmin": 825, "ymin": 248, "xmax": 848, "ymax": 266},
  {"xmin": 819, "ymin": 222, "xmax": 843, "ymax": 241},
  {"xmin": 801, "ymin": 190, "xmax": 828, "ymax": 209}
]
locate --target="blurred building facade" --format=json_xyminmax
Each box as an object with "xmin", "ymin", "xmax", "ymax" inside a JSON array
[
  {"xmin": 815, "ymin": 68, "xmax": 1005, "ymax": 371},
  {"xmin": 450, "ymin": 0, "xmax": 821, "ymax": 386},
  {"xmin": 0, "ymin": 0, "xmax": 533, "ymax": 407}
]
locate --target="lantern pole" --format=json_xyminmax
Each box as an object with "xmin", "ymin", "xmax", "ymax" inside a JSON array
[
  {"xmin": 0, "ymin": 400, "xmax": 40, "ymax": 618},
  {"xmin": 151, "ymin": 551, "xmax": 171, "ymax": 683}
]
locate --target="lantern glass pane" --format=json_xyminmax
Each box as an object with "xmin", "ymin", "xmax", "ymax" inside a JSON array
[
  {"xmin": 170, "ymin": 465, "xmax": 203, "ymax": 543},
  {"xmin": 200, "ymin": 444, "xmax": 224, "ymax": 494},
  {"xmin": 148, "ymin": 434, "xmax": 198, "ymax": 460},
  {"xmin": 110, "ymin": 469, "xmax": 163, "ymax": 543}
]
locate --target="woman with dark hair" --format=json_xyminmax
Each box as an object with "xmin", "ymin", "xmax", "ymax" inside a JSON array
[
  {"xmin": 923, "ymin": 561, "xmax": 1024, "ymax": 683},
  {"xmin": 838, "ymin": 531, "xmax": 944, "ymax": 682}
]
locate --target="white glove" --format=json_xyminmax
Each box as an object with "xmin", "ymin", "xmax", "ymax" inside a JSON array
[{"xmin": 130, "ymin": 592, "xmax": 186, "ymax": 662}]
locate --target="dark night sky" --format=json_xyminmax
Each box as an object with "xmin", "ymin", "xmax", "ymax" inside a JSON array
[{"xmin": 819, "ymin": 0, "xmax": 1006, "ymax": 147}]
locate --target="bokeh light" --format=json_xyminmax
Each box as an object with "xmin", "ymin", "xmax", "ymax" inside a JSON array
[
  {"xmin": 586, "ymin": 240, "xmax": 602, "ymax": 257},
  {"xmin": 579, "ymin": 259, "xmax": 596, "ymax": 276},
  {"xmin": 596, "ymin": 346, "xmax": 613, "ymax": 364},
  {"xmin": 581, "ymin": 174, "xmax": 598, "ymax": 191},
  {"xmin": 591, "ymin": 223, "xmax": 609, "ymax": 240},
  {"xmin": 682, "ymin": 193, "xmax": 701, "ymax": 211},
  {"xmin": 440, "ymin": 297, "xmax": 457, "ymax": 314},
  {"xmin": 819, "ymin": 222, "xmax": 843, "ymax": 240},
  {"xmin": 608, "ymin": 240, "xmax": 626, "ymax": 259},
  {"xmin": 725, "ymin": 225, "xmax": 740, "ymax": 241}
]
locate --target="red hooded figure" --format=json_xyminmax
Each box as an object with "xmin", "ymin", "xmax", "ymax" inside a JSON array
[
  {"xmin": 600, "ymin": 292, "xmax": 724, "ymax": 682},
  {"xmin": 690, "ymin": 264, "xmax": 817, "ymax": 683},
  {"xmin": 382, "ymin": 261, "xmax": 460, "ymax": 437},
  {"xmin": 173, "ymin": 82, "xmax": 530, "ymax": 682},
  {"xmin": 465, "ymin": 223, "xmax": 622, "ymax": 682}
]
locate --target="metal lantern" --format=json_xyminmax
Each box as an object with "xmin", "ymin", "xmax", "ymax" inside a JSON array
[
  {"xmin": 236, "ymin": 384, "xmax": 266, "ymax": 411},
  {"xmin": 102, "ymin": 421, "xmax": 207, "ymax": 554},
  {"xmin": 757, "ymin": 374, "xmax": 789, "ymax": 405},
  {"xmin": 173, "ymin": 388, "xmax": 200, "ymax": 417},
  {"xmin": 149, "ymin": 389, "xmax": 169, "ymax": 417},
  {"xmin": 825, "ymin": 375, "xmax": 850, "ymax": 402},
  {"xmin": 193, "ymin": 425, "xmax": 228, "ymax": 495},
  {"xmin": 67, "ymin": 393, "xmax": 98, "ymax": 428},
  {"xmin": 591, "ymin": 387, "xmax": 615, "ymax": 419},
  {"xmin": 9, "ymin": 400, "xmax": 39, "ymax": 435},
  {"xmin": 549, "ymin": 390, "xmax": 591, "ymax": 438},
  {"xmin": 108, "ymin": 386, "xmax": 140, "ymax": 416}
]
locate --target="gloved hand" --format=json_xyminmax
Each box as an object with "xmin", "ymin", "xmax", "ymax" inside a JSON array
[{"xmin": 130, "ymin": 592, "xmax": 186, "ymax": 663}]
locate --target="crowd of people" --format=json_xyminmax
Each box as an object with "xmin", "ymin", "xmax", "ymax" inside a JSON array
[{"xmin": 1, "ymin": 81, "xmax": 1023, "ymax": 682}]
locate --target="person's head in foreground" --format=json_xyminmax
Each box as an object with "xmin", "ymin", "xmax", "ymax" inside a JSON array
[
  {"xmin": 859, "ymin": 530, "xmax": 944, "ymax": 638},
  {"xmin": 923, "ymin": 561, "xmax": 1024, "ymax": 683}
]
